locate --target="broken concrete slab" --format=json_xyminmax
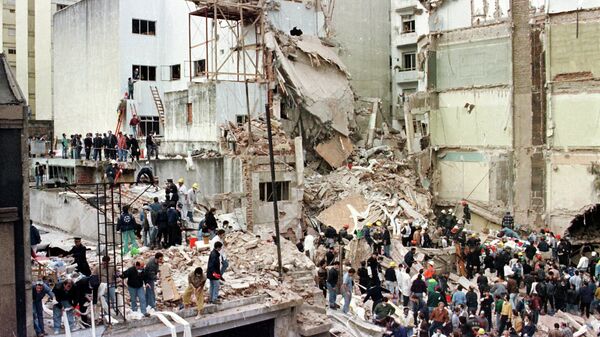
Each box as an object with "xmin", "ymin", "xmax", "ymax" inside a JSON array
[
  {"xmin": 315, "ymin": 135, "xmax": 354, "ymax": 168},
  {"xmin": 317, "ymin": 194, "xmax": 368, "ymax": 232}
]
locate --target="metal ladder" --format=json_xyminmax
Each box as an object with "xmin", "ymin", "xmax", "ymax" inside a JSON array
[
  {"xmin": 150, "ymin": 86, "xmax": 165, "ymax": 125},
  {"xmin": 95, "ymin": 183, "xmax": 127, "ymax": 325}
]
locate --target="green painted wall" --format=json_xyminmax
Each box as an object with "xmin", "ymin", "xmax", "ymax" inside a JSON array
[
  {"xmin": 551, "ymin": 92, "xmax": 600, "ymax": 147},
  {"xmin": 430, "ymin": 88, "xmax": 513, "ymax": 147},
  {"xmin": 549, "ymin": 22, "xmax": 600, "ymax": 78},
  {"xmin": 436, "ymin": 37, "xmax": 511, "ymax": 90}
]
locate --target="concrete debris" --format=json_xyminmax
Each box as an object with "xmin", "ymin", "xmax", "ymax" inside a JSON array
[
  {"xmin": 267, "ymin": 31, "xmax": 354, "ymax": 137},
  {"xmin": 223, "ymin": 119, "xmax": 295, "ymax": 157},
  {"xmin": 315, "ymin": 134, "xmax": 354, "ymax": 168},
  {"xmin": 305, "ymin": 150, "xmax": 433, "ymax": 231},
  {"xmin": 190, "ymin": 148, "xmax": 222, "ymax": 159}
]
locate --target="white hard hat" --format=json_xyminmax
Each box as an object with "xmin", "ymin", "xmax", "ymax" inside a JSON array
[{"xmin": 441, "ymin": 210, "xmax": 447, "ymax": 214}]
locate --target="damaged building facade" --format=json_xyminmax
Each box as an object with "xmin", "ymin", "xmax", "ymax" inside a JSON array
[{"xmin": 404, "ymin": 0, "xmax": 600, "ymax": 234}]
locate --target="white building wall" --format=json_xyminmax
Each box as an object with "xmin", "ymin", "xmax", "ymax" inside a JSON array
[
  {"xmin": 35, "ymin": 0, "xmax": 52, "ymax": 120},
  {"xmin": 53, "ymin": 0, "xmax": 120, "ymax": 136}
]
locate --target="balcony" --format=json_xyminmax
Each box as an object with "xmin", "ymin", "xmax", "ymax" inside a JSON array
[
  {"xmin": 394, "ymin": 0, "xmax": 419, "ymax": 10},
  {"xmin": 395, "ymin": 32, "xmax": 418, "ymax": 46},
  {"xmin": 395, "ymin": 70, "xmax": 418, "ymax": 83}
]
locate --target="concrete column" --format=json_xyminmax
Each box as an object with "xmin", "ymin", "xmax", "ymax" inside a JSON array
[
  {"xmin": 403, "ymin": 98, "xmax": 415, "ymax": 154},
  {"xmin": 0, "ymin": 1, "xmax": 4, "ymax": 48},
  {"xmin": 15, "ymin": 0, "xmax": 28, "ymax": 101},
  {"xmin": 35, "ymin": 0, "xmax": 52, "ymax": 120},
  {"xmin": 511, "ymin": 0, "xmax": 535, "ymax": 226}
]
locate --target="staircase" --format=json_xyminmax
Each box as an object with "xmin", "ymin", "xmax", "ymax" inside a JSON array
[{"xmin": 150, "ymin": 86, "xmax": 165, "ymax": 125}]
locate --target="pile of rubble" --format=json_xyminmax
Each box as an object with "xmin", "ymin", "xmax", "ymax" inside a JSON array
[
  {"xmin": 304, "ymin": 147, "xmax": 433, "ymax": 234},
  {"xmin": 222, "ymin": 119, "xmax": 295, "ymax": 157}
]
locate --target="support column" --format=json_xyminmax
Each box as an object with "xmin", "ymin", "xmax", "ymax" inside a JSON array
[
  {"xmin": 35, "ymin": 0, "xmax": 52, "ymax": 120},
  {"xmin": 511, "ymin": 0, "xmax": 537, "ymax": 226}
]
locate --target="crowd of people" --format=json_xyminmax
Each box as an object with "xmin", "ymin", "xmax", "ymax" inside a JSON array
[
  {"xmin": 58, "ymin": 130, "xmax": 159, "ymax": 162},
  {"xmin": 30, "ymin": 177, "xmax": 232, "ymax": 336},
  {"xmin": 314, "ymin": 203, "xmax": 599, "ymax": 337}
]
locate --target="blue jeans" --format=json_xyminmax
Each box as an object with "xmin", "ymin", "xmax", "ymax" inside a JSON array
[
  {"xmin": 33, "ymin": 300, "xmax": 45, "ymax": 334},
  {"xmin": 384, "ymin": 244, "xmax": 391, "ymax": 257},
  {"xmin": 35, "ymin": 175, "xmax": 42, "ymax": 188},
  {"xmin": 93, "ymin": 149, "xmax": 102, "ymax": 161},
  {"xmin": 209, "ymin": 279, "xmax": 220, "ymax": 302},
  {"xmin": 128, "ymin": 286, "xmax": 147, "ymax": 314},
  {"xmin": 342, "ymin": 291, "xmax": 351, "ymax": 313},
  {"xmin": 221, "ymin": 258, "xmax": 229, "ymax": 276},
  {"xmin": 53, "ymin": 301, "xmax": 75, "ymax": 332},
  {"xmin": 105, "ymin": 284, "xmax": 116, "ymax": 309},
  {"xmin": 62, "ymin": 146, "xmax": 68, "ymax": 158},
  {"xmin": 327, "ymin": 282, "xmax": 337, "ymax": 308},
  {"xmin": 146, "ymin": 280, "xmax": 156, "ymax": 309},
  {"xmin": 118, "ymin": 149, "xmax": 127, "ymax": 161}
]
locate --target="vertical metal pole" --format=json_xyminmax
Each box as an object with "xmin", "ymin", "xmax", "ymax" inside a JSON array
[
  {"xmin": 213, "ymin": 4, "xmax": 218, "ymax": 80},
  {"xmin": 245, "ymin": 80, "xmax": 253, "ymax": 147},
  {"xmin": 265, "ymin": 102, "xmax": 283, "ymax": 280},
  {"xmin": 205, "ymin": 7, "xmax": 209, "ymax": 78}
]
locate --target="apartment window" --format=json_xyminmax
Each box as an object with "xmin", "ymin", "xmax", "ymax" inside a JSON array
[
  {"xmin": 9, "ymin": 9, "xmax": 15, "ymax": 13},
  {"xmin": 7, "ymin": 28, "xmax": 15, "ymax": 36},
  {"xmin": 56, "ymin": 4, "xmax": 68, "ymax": 10},
  {"xmin": 132, "ymin": 65, "xmax": 156, "ymax": 81},
  {"xmin": 186, "ymin": 103, "xmax": 193, "ymax": 125},
  {"xmin": 140, "ymin": 116, "xmax": 160, "ymax": 136},
  {"xmin": 170, "ymin": 64, "xmax": 181, "ymax": 80},
  {"xmin": 8, "ymin": 48, "xmax": 16, "ymax": 55},
  {"xmin": 236, "ymin": 115, "xmax": 247, "ymax": 126},
  {"xmin": 194, "ymin": 59, "xmax": 206, "ymax": 76},
  {"xmin": 132, "ymin": 19, "xmax": 156, "ymax": 36},
  {"xmin": 259, "ymin": 181, "xmax": 290, "ymax": 202},
  {"xmin": 402, "ymin": 15, "xmax": 415, "ymax": 33},
  {"xmin": 402, "ymin": 52, "xmax": 416, "ymax": 71}
]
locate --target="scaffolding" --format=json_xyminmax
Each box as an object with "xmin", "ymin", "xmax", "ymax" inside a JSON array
[
  {"xmin": 63, "ymin": 182, "xmax": 152, "ymax": 325},
  {"xmin": 188, "ymin": 0, "xmax": 266, "ymax": 82}
]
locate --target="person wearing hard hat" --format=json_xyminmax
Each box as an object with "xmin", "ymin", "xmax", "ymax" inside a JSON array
[
  {"xmin": 185, "ymin": 183, "xmax": 199, "ymax": 222},
  {"xmin": 176, "ymin": 178, "xmax": 188, "ymax": 216},
  {"xmin": 384, "ymin": 262, "xmax": 398, "ymax": 299}
]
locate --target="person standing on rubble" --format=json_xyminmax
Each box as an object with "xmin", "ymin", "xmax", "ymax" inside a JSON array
[
  {"xmin": 176, "ymin": 178, "xmax": 187, "ymax": 213},
  {"xmin": 404, "ymin": 247, "xmax": 416, "ymax": 269},
  {"xmin": 167, "ymin": 204, "xmax": 181, "ymax": 247},
  {"xmin": 357, "ymin": 261, "xmax": 370, "ymax": 295},
  {"xmin": 210, "ymin": 229, "xmax": 229, "ymax": 277},
  {"xmin": 52, "ymin": 278, "xmax": 76, "ymax": 335},
  {"xmin": 92, "ymin": 255, "xmax": 117, "ymax": 311},
  {"xmin": 326, "ymin": 261, "xmax": 340, "ymax": 309},
  {"xmin": 144, "ymin": 252, "xmax": 163, "ymax": 310},
  {"xmin": 146, "ymin": 133, "xmax": 159, "ymax": 160},
  {"xmin": 84, "ymin": 133, "xmax": 93, "ymax": 160},
  {"xmin": 33, "ymin": 280, "xmax": 54, "ymax": 337},
  {"xmin": 183, "ymin": 267, "xmax": 207, "ymax": 318},
  {"xmin": 92, "ymin": 133, "xmax": 103, "ymax": 161},
  {"xmin": 341, "ymin": 267, "xmax": 356, "ymax": 314},
  {"xmin": 186, "ymin": 183, "xmax": 199, "ymax": 222},
  {"xmin": 165, "ymin": 179, "xmax": 179, "ymax": 208},
  {"xmin": 384, "ymin": 262, "xmax": 398, "ymax": 300},
  {"xmin": 120, "ymin": 261, "xmax": 150, "ymax": 317},
  {"xmin": 207, "ymin": 241, "xmax": 223, "ymax": 304},
  {"xmin": 66, "ymin": 237, "xmax": 91, "ymax": 276},
  {"xmin": 382, "ymin": 226, "xmax": 392, "ymax": 258},
  {"xmin": 141, "ymin": 205, "xmax": 154, "ymax": 247},
  {"xmin": 462, "ymin": 200, "xmax": 471, "ymax": 224},
  {"xmin": 116, "ymin": 132, "xmax": 127, "ymax": 162},
  {"xmin": 117, "ymin": 205, "xmax": 138, "ymax": 255},
  {"xmin": 401, "ymin": 220, "xmax": 412, "ymax": 247},
  {"xmin": 129, "ymin": 134, "xmax": 140, "ymax": 161},
  {"xmin": 155, "ymin": 203, "xmax": 170, "ymax": 248},
  {"xmin": 204, "ymin": 207, "xmax": 218, "ymax": 239}
]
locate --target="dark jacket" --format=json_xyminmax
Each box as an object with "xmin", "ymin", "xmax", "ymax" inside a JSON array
[
  {"xmin": 69, "ymin": 244, "xmax": 91, "ymax": 276},
  {"xmin": 207, "ymin": 249, "xmax": 221, "ymax": 280},
  {"xmin": 145, "ymin": 257, "xmax": 160, "ymax": 281},
  {"xmin": 384, "ymin": 268, "xmax": 397, "ymax": 282},
  {"xmin": 364, "ymin": 284, "xmax": 389, "ymax": 304},
  {"xmin": 165, "ymin": 184, "xmax": 179, "ymax": 203},
  {"xmin": 32, "ymin": 283, "xmax": 54, "ymax": 303},
  {"xmin": 117, "ymin": 212, "xmax": 137, "ymax": 232},
  {"xmin": 466, "ymin": 290, "xmax": 478, "ymax": 308},
  {"xmin": 579, "ymin": 284, "xmax": 595, "ymax": 303},
  {"xmin": 84, "ymin": 136, "xmax": 93, "ymax": 148},
  {"xmin": 156, "ymin": 208, "xmax": 168, "ymax": 229},
  {"xmin": 205, "ymin": 211, "xmax": 218, "ymax": 231},
  {"xmin": 167, "ymin": 208, "xmax": 179, "ymax": 226},
  {"xmin": 383, "ymin": 230, "xmax": 391, "ymax": 245},
  {"xmin": 53, "ymin": 282, "xmax": 76, "ymax": 308},
  {"xmin": 411, "ymin": 278, "xmax": 427, "ymax": 294},
  {"xmin": 31, "ymin": 225, "xmax": 41, "ymax": 246},
  {"xmin": 405, "ymin": 251, "xmax": 415, "ymax": 267},
  {"xmin": 93, "ymin": 136, "xmax": 103, "ymax": 149},
  {"xmin": 327, "ymin": 267, "xmax": 339, "ymax": 285},
  {"xmin": 122, "ymin": 266, "xmax": 147, "ymax": 288}
]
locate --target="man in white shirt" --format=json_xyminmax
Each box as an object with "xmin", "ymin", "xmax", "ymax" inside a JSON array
[
  {"xmin": 186, "ymin": 183, "xmax": 199, "ymax": 222},
  {"xmin": 177, "ymin": 178, "xmax": 188, "ymax": 215}
]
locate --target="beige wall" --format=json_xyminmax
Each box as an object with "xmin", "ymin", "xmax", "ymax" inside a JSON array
[
  {"xmin": 438, "ymin": 159, "xmax": 490, "ymax": 203},
  {"xmin": 550, "ymin": 92, "xmax": 600, "ymax": 148},
  {"xmin": 430, "ymin": 88, "xmax": 513, "ymax": 147},
  {"xmin": 549, "ymin": 22, "xmax": 600, "ymax": 79}
]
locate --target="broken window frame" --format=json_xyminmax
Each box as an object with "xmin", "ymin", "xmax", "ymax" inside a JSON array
[
  {"xmin": 259, "ymin": 181, "xmax": 290, "ymax": 202},
  {"xmin": 132, "ymin": 19, "xmax": 156, "ymax": 36},
  {"xmin": 401, "ymin": 52, "xmax": 417, "ymax": 72},
  {"xmin": 8, "ymin": 48, "xmax": 15, "ymax": 55},
  {"xmin": 132, "ymin": 65, "xmax": 157, "ymax": 81},
  {"xmin": 139, "ymin": 116, "xmax": 160, "ymax": 136},
  {"xmin": 236, "ymin": 115, "xmax": 247, "ymax": 126},
  {"xmin": 401, "ymin": 15, "xmax": 416, "ymax": 33},
  {"xmin": 186, "ymin": 103, "xmax": 193, "ymax": 125},
  {"xmin": 193, "ymin": 59, "xmax": 206, "ymax": 77}
]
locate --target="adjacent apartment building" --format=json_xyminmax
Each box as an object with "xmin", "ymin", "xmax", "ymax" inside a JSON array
[
  {"xmin": 405, "ymin": 0, "xmax": 600, "ymax": 234},
  {"xmin": 9, "ymin": 0, "xmax": 79, "ymax": 119}
]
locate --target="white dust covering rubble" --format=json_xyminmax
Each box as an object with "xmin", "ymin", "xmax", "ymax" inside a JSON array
[
  {"xmin": 304, "ymin": 147, "xmax": 433, "ymax": 233},
  {"xmin": 222, "ymin": 118, "xmax": 295, "ymax": 157}
]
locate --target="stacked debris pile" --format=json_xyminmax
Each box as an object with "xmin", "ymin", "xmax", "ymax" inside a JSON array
[
  {"xmin": 304, "ymin": 148, "xmax": 433, "ymax": 234},
  {"xmin": 190, "ymin": 148, "xmax": 222, "ymax": 159},
  {"xmin": 222, "ymin": 119, "xmax": 295, "ymax": 157}
]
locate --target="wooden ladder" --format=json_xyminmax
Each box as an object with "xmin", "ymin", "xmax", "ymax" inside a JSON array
[{"xmin": 150, "ymin": 86, "xmax": 165, "ymax": 125}]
